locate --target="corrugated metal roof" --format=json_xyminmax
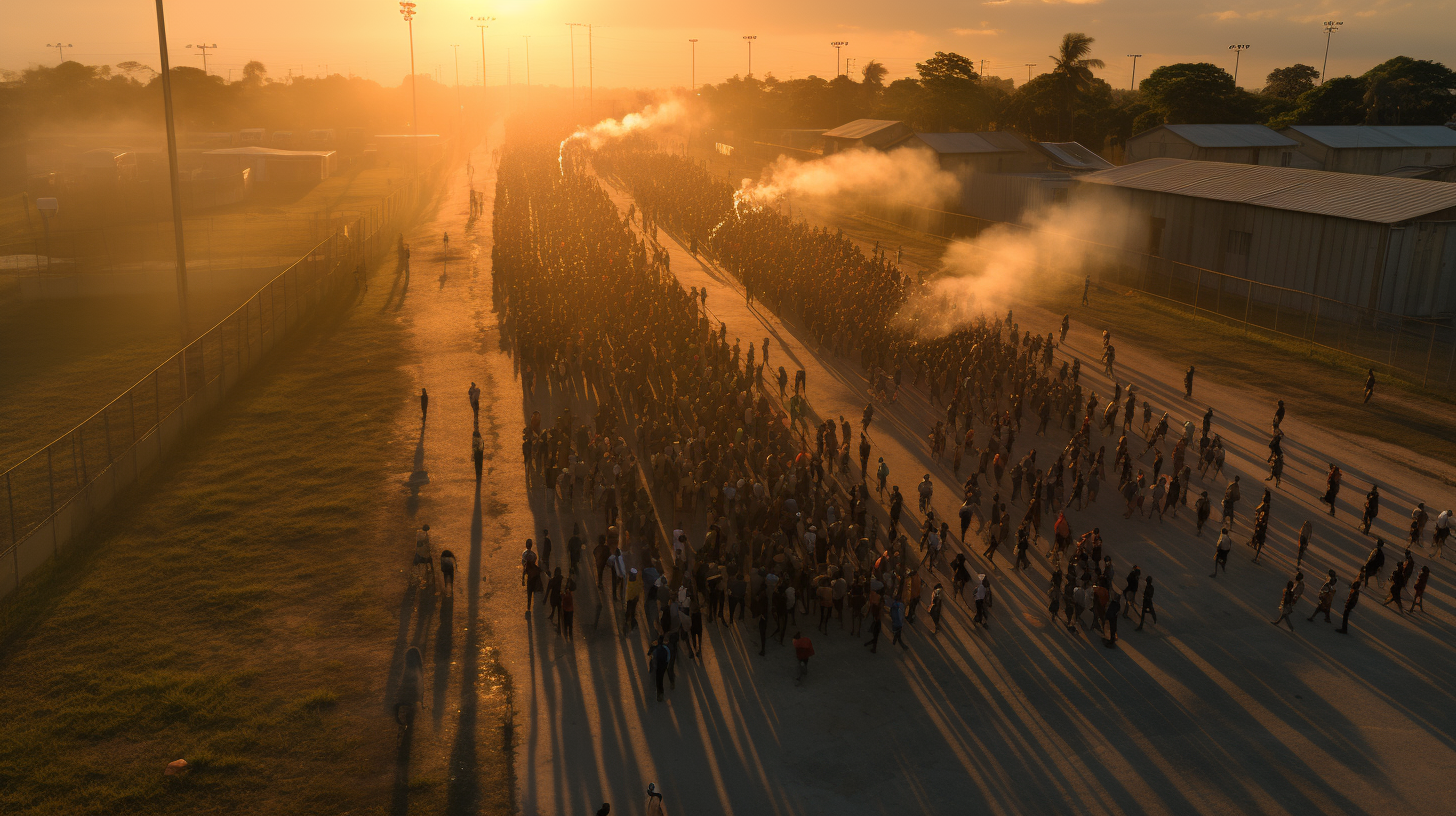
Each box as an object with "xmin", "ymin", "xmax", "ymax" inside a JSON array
[
  {"xmin": 913, "ymin": 132, "xmax": 1026, "ymax": 154},
  {"xmin": 1037, "ymin": 141, "xmax": 1114, "ymax": 170},
  {"xmin": 822, "ymin": 119, "xmax": 905, "ymax": 140},
  {"xmin": 204, "ymin": 147, "xmax": 336, "ymax": 157},
  {"xmin": 1079, "ymin": 158, "xmax": 1456, "ymax": 224},
  {"xmin": 1159, "ymin": 124, "xmax": 1298, "ymax": 148},
  {"xmin": 1285, "ymin": 125, "xmax": 1456, "ymax": 149}
]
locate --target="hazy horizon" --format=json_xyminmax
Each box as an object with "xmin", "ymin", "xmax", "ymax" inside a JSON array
[{"xmin": 5, "ymin": 1, "xmax": 1453, "ymax": 92}]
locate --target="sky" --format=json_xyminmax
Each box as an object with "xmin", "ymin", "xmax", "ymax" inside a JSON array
[{"xmin": 4, "ymin": 0, "xmax": 1453, "ymax": 92}]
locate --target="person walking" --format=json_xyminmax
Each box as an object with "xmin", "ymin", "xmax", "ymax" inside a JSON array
[
  {"xmin": 1271, "ymin": 577, "xmax": 1299, "ymax": 631},
  {"xmin": 1411, "ymin": 566, "xmax": 1431, "ymax": 612},
  {"xmin": 1103, "ymin": 592, "xmax": 1121, "ymax": 646},
  {"xmin": 1308, "ymin": 571, "xmax": 1337, "ymax": 623},
  {"xmin": 521, "ymin": 539, "xmax": 541, "ymax": 613},
  {"xmin": 468, "ymin": 381, "xmax": 481, "ymax": 423},
  {"xmin": 1136, "ymin": 577, "xmax": 1157, "ymax": 630},
  {"xmin": 889, "ymin": 597, "xmax": 909, "ymax": 649},
  {"xmin": 1361, "ymin": 485, "xmax": 1381, "ymax": 535},
  {"xmin": 1336, "ymin": 579, "xmax": 1362, "ymax": 634},
  {"xmin": 1363, "ymin": 369, "xmax": 1376, "ymax": 403},
  {"xmin": 972, "ymin": 575, "xmax": 992, "ymax": 628},
  {"xmin": 624, "ymin": 569, "xmax": 642, "ymax": 633},
  {"xmin": 792, "ymin": 632, "xmax": 814, "ymax": 682},
  {"xmin": 561, "ymin": 580, "xmax": 576, "ymax": 639},
  {"xmin": 1184, "ymin": 365, "xmax": 1195, "ymax": 399},
  {"xmin": 649, "ymin": 637, "xmax": 671, "ymax": 701},
  {"xmin": 1210, "ymin": 528, "xmax": 1232, "ymax": 577},
  {"xmin": 420, "ymin": 387, "xmax": 429, "ymax": 423},
  {"xmin": 440, "ymin": 548, "xmax": 457, "ymax": 596}
]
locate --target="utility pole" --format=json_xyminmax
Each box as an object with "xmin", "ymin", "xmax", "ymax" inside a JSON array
[
  {"xmin": 1228, "ymin": 44, "xmax": 1250, "ymax": 86},
  {"xmin": 451, "ymin": 44, "xmax": 462, "ymax": 120},
  {"xmin": 566, "ymin": 23, "xmax": 577, "ymax": 104},
  {"xmin": 471, "ymin": 16, "xmax": 494, "ymax": 92},
  {"xmin": 524, "ymin": 36, "xmax": 531, "ymax": 91},
  {"xmin": 1024, "ymin": 63, "xmax": 1036, "ymax": 84},
  {"xmin": 46, "ymin": 43, "xmax": 73, "ymax": 62},
  {"xmin": 1320, "ymin": 21, "xmax": 1343, "ymax": 83},
  {"xmin": 152, "ymin": 2, "xmax": 189, "ymax": 343},
  {"xmin": 1126, "ymin": 54, "xmax": 1142, "ymax": 90},
  {"xmin": 186, "ymin": 43, "xmax": 218, "ymax": 75},
  {"xmin": 979, "ymin": 58, "xmax": 987, "ymax": 79},
  {"xmin": 830, "ymin": 41, "xmax": 848, "ymax": 77},
  {"xmin": 743, "ymin": 35, "xmax": 757, "ymax": 77},
  {"xmin": 845, "ymin": 57, "xmax": 856, "ymax": 78},
  {"xmin": 398, "ymin": 1, "xmax": 419, "ymax": 174},
  {"xmin": 689, "ymin": 39, "xmax": 697, "ymax": 90}
]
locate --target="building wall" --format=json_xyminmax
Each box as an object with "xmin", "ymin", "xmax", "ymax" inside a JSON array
[
  {"xmin": 1078, "ymin": 183, "xmax": 1404, "ymax": 311},
  {"xmin": 1285, "ymin": 130, "xmax": 1456, "ymax": 175},
  {"xmin": 1125, "ymin": 129, "xmax": 1298, "ymax": 166}
]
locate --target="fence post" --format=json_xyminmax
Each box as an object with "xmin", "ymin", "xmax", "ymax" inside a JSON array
[
  {"xmin": 129, "ymin": 390, "xmax": 137, "ymax": 445},
  {"xmin": 47, "ymin": 445, "xmax": 55, "ymax": 514},
  {"xmin": 103, "ymin": 408, "xmax": 113, "ymax": 464},
  {"xmin": 154, "ymin": 370, "xmax": 161, "ymax": 429},
  {"xmin": 6, "ymin": 472, "xmax": 16, "ymax": 548},
  {"xmin": 1423, "ymin": 322, "xmax": 1437, "ymax": 387},
  {"xmin": 1242, "ymin": 280, "xmax": 1254, "ymax": 334}
]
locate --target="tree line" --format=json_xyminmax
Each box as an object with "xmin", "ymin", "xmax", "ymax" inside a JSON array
[
  {"xmin": 697, "ymin": 33, "xmax": 1456, "ymax": 151},
  {"xmin": 0, "ymin": 59, "xmax": 462, "ymax": 134}
]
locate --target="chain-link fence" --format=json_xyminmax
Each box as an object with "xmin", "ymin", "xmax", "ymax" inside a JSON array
[
  {"xmin": 862, "ymin": 201, "xmax": 1456, "ymax": 387},
  {"xmin": 0, "ymin": 163, "xmax": 443, "ymax": 599}
]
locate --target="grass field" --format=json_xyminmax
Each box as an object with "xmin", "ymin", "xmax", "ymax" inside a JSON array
[{"xmin": 0, "ymin": 255, "xmax": 513, "ymax": 814}]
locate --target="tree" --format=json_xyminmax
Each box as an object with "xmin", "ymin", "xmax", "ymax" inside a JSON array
[
  {"xmin": 1047, "ymin": 33, "xmax": 1105, "ymax": 140},
  {"xmin": 861, "ymin": 60, "xmax": 887, "ymax": 89},
  {"xmin": 914, "ymin": 51, "xmax": 992, "ymax": 131},
  {"xmin": 1139, "ymin": 63, "xmax": 1255, "ymax": 125},
  {"xmin": 1262, "ymin": 64, "xmax": 1318, "ymax": 100},
  {"xmin": 1281, "ymin": 76, "xmax": 1371, "ymax": 126},
  {"xmin": 1359, "ymin": 57, "xmax": 1456, "ymax": 125},
  {"xmin": 241, "ymin": 60, "xmax": 269, "ymax": 87}
]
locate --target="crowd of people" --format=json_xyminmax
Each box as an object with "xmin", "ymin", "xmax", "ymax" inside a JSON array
[{"xmin": 593, "ymin": 142, "xmax": 1446, "ymax": 647}]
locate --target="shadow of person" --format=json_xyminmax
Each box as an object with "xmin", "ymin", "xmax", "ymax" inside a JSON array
[
  {"xmin": 445, "ymin": 480, "xmax": 487, "ymax": 813},
  {"xmin": 433, "ymin": 594, "xmax": 455, "ymax": 727}
]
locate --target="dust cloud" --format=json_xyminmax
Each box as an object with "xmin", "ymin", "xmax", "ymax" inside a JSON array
[{"xmin": 895, "ymin": 195, "xmax": 1131, "ymax": 337}]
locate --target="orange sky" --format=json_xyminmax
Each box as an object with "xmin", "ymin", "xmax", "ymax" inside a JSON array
[{"xmin": 5, "ymin": 0, "xmax": 1452, "ymax": 91}]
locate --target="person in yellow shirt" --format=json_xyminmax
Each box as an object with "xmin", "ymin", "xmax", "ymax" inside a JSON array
[{"xmin": 624, "ymin": 568, "xmax": 642, "ymax": 634}]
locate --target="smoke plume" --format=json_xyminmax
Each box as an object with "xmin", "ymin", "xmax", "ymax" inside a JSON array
[
  {"xmin": 735, "ymin": 147, "xmax": 960, "ymax": 212},
  {"xmin": 560, "ymin": 100, "xmax": 686, "ymax": 170}
]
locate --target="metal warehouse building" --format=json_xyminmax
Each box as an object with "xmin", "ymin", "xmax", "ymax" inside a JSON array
[
  {"xmin": 1280, "ymin": 125, "xmax": 1456, "ymax": 179},
  {"xmin": 1076, "ymin": 158, "xmax": 1456, "ymax": 317}
]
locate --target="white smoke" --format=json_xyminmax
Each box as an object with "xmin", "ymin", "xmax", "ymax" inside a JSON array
[
  {"xmin": 735, "ymin": 147, "xmax": 960, "ymax": 212},
  {"xmin": 896, "ymin": 193, "xmax": 1131, "ymax": 337},
  {"xmin": 560, "ymin": 100, "xmax": 686, "ymax": 171}
]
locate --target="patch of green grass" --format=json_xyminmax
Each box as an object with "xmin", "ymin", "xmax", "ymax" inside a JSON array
[{"xmin": 0, "ymin": 234, "xmax": 512, "ymax": 814}]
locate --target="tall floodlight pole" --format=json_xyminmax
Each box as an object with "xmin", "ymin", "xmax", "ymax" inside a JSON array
[
  {"xmin": 471, "ymin": 16, "xmax": 493, "ymax": 92},
  {"xmin": 1127, "ymin": 54, "xmax": 1142, "ymax": 90},
  {"xmin": 524, "ymin": 36, "xmax": 531, "ymax": 91},
  {"xmin": 688, "ymin": 38, "xmax": 697, "ymax": 90},
  {"xmin": 399, "ymin": 1, "xmax": 419, "ymax": 174},
  {"xmin": 567, "ymin": 23, "xmax": 594, "ymax": 112},
  {"xmin": 1024, "ymin": 63, "xmax": 1036, "ymax": 84},
  {"xmin": 46, "ymin": 43, "xmax": 73, "ymax": 62},
  {"xmin": 1320, "ymin": 21, "xmax": 1343, "ymax": 83},
  {"xmin": 743, "ymin": 35, "xmax": 757, "ymax": 77},
  {"xmin": 830, "ymin": 41, "xmax": 848, "ymax": 77},
  {"xmin": 1229, "ymin": 44, "xmax": 1250, "ymax": 86},
  {"xmin": 187, "ymin": 43, "xmax": 218, "ymax": 74},
  {"xmin": 152, "ymin": 2, "xmax": 189, "ymax": 343}
]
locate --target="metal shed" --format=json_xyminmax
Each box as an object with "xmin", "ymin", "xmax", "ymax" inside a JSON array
[
  {"xmin": 1281, "ymin": 125, "xmax": 1456, "ymax": 177},
  {"xmin": 820, "ymin": 119, "xmax": 915, "ymax": 154},
  {"xmin": 1124, "ymin": 124, "xmax": 1302, "ymax": 167},
  {"xmin": 1076, "ymin": 158, "xmax": 1456, "ymax": 317}
]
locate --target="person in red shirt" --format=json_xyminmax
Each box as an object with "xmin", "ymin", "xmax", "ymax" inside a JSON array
[{"xmin": 792, "ymin": 632, "xmax": 814, "ymax": 683}]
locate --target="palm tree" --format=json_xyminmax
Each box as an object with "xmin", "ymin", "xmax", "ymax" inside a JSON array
[{"xmin": 1049, "ymin": 32, "xmax": 1104, "ymax": 140}]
